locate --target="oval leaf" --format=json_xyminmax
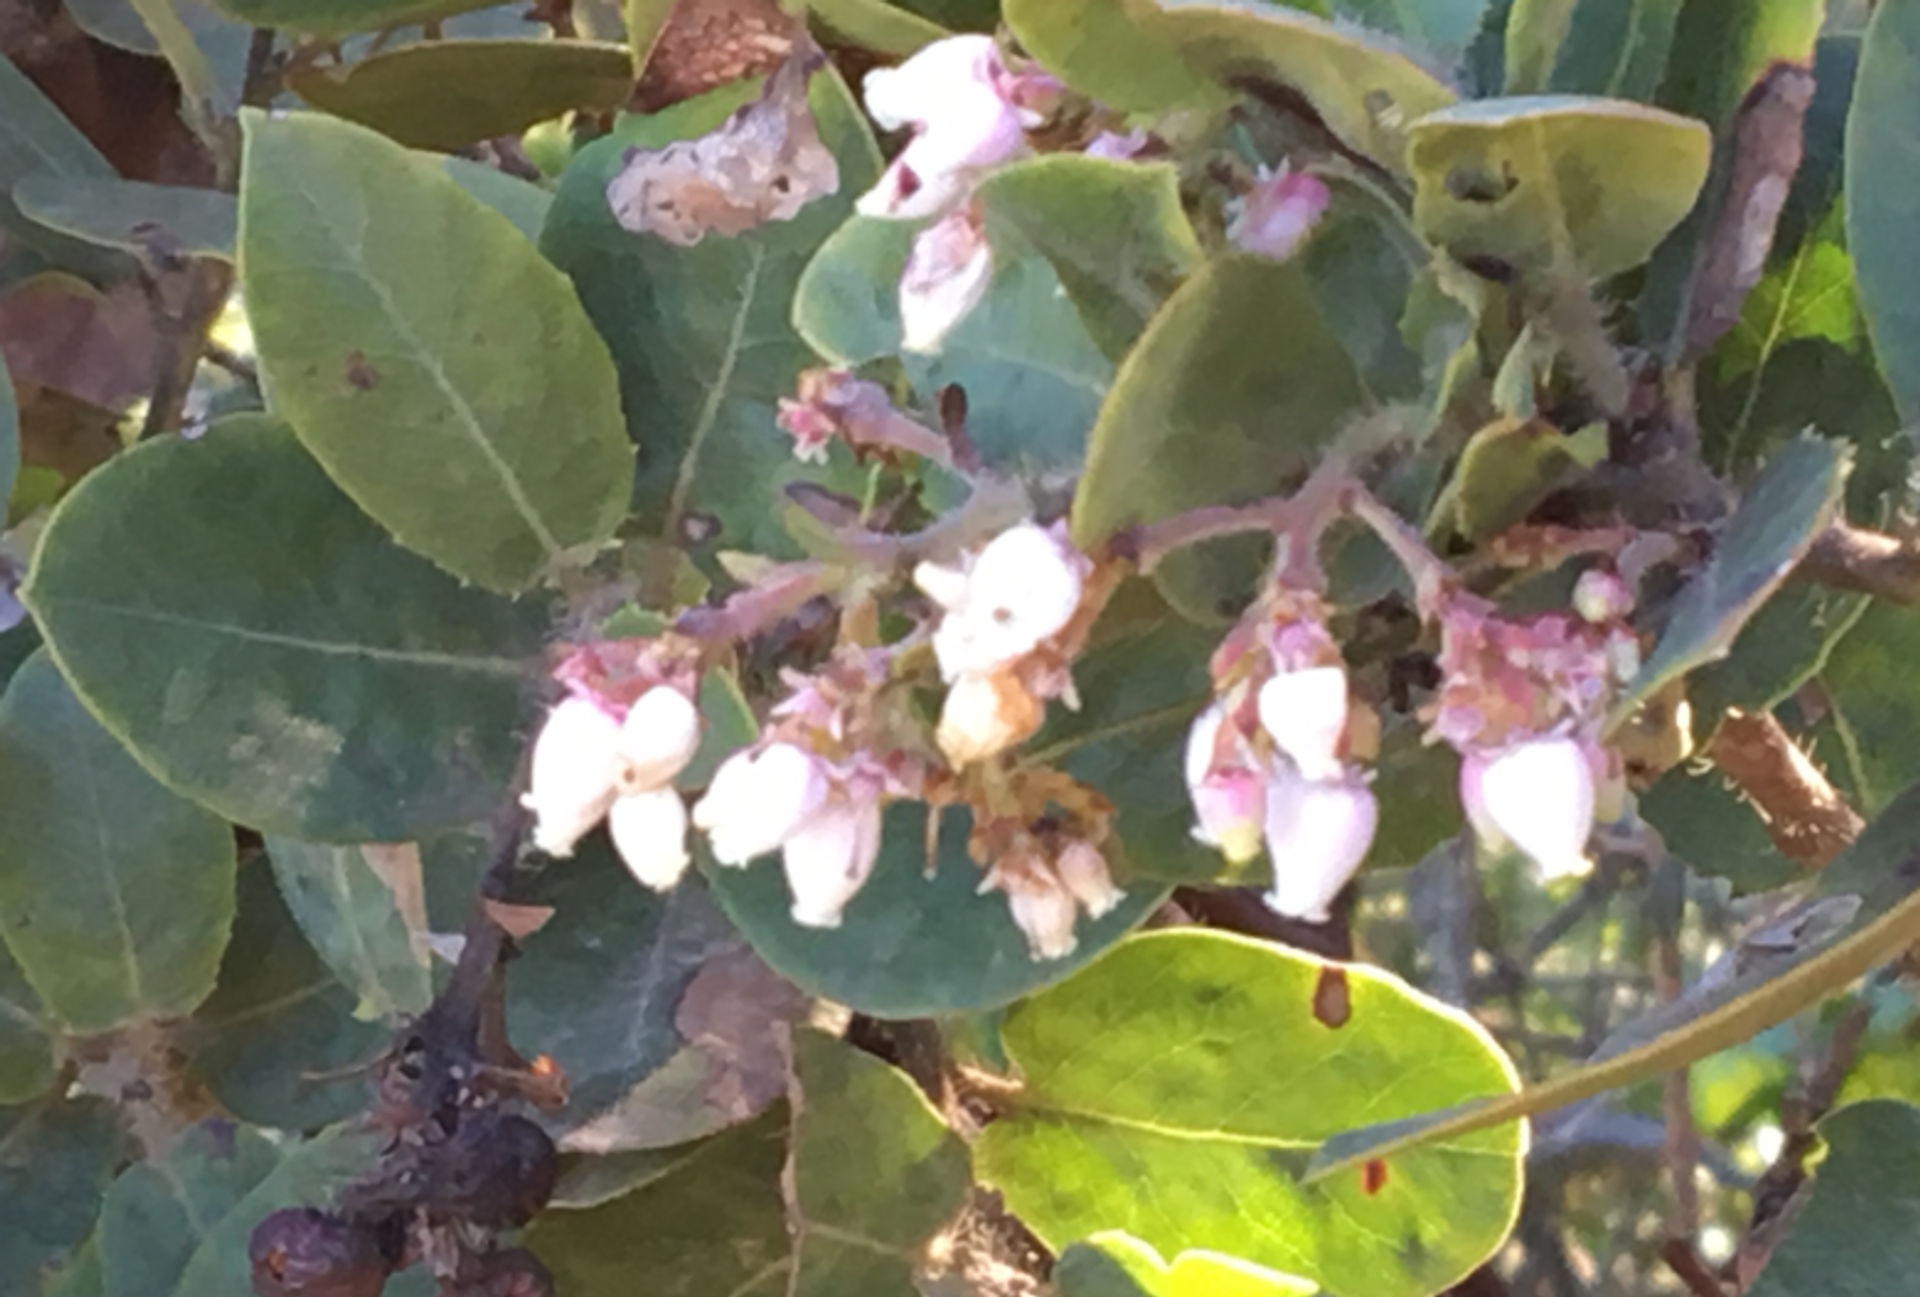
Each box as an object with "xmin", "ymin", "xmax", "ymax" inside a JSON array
[
  {"xmin": 975, "ymin": 930, "xmax": 1524, "ymax": 1297},
  {"xmin": 207, "ymin": 0, "xmax": 495, "ymax": 36},
  {"xmin": 265, "ymin": 838, "xmax": 433, "ymax": 1019},
  {"xmin": 0, "ymin": 940, "xmax": 54, "ymax": 1104},
  {"xmin": 290, "ymin": 40, "xmax": 634, "ymax": 153},
  {"xmin": 22, "ymin": 415, "xmax": 547, "ymax": 841},
  {"xmin": 0, "ymin": 651, "xmax": 236, "ymax": 1033},
  {"xmin": 1847, "ymin": 0, "xmax": 1920, "ymax": 424},
  {"xmin": 1055, "ymin": 1232, "xmax": 1318, "ymax": 1297},
  {"xmin": 0, "ymin": 1097, "xmax": 133, "ymax": 1295},
  {"xmin": 1409, "ymin": 94, "xmax": 1712, "ymax": 278},
  {"xmin": 239, "ymin": 108, "xmax": 632, "ymax": 592},
  {"xmin": 98, "ymin": 1121, "xmax": 282, "ymax": 1297},
  {"xmin": 13, "ymin": 176, "xmax": 237, "ymax": 260}
]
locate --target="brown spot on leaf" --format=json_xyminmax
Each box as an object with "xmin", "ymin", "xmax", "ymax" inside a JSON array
[
  {"xmin": 344, "ymin": 349, "xmax": 378, "ymax": 391},
  {"xmin": 1312, "ymin": 964, "xmax": 1351, "ymax": 1028},
  {"xmin": 1362, "ymin": 1158, "xmax": 1389, "ymax": 1195}
]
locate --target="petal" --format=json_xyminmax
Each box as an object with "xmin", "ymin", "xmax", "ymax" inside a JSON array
[
  {"xmin": 1227, "ymin": 169, "xmax": 1331, "ymax": 261},
  {"xmin": 1055, "ymin": 841, "xmax": 1124, "ymax": 919},
  {"xmin": 913, "ymin": 558, "xmax": 972, "ymax": 610},
  {"xmin": 608, "ymin": 788, "xmax": 691, "ymax": 891},
  {"xmin": 781, "ymin": 797, "xmax": 885, "ymax": 928},
  {"xmin": 693, "ymin": 743, "xmax": 829, "ymax": 865},
  {"xmin": 1473, "ymin": 736, "xmax": 1596, "ymax": 879},
  {"xmin": 523, "ymin": 697, "xmax": 621, "ymax": 857},
  {"xmin": 1263, "ymin": 775, "xmax": 1377, "ymax": 923},
  {"xmin": 1008, "ymin": 878, "xmax": 1080, "ymax": 960},
  {"xmin": 617, "ymin": 686, "xmax": 702, "ymax": 792},
  {"xmin": 862, "ymin": 34, "xmax": 998, "ymax": 130},
  {"xmin": 937, "ymin": 670, "xmax": 1045, "ymax": 767},
  {"xmin": 1257, "ymin": 665, "xmax": 1350, "ymax": 781},
  {"xmin": 899, "ymin": 210, "xmax": 994, "ymax": 352}
]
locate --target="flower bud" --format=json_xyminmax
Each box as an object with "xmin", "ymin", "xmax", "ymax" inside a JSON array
[
  {"xmin": 1005, "ymin": 874, "xmax": 1080, "ymax": 960},
  {"xmin": 1262, "ymin": 770, "xmax": 1377, "ymax": 923},
  {"xmin": 1462, "ymin": 735, "xmax": 1596, "ymax": 880},
  {"xmin": 1227, "ymin": 166, "xmax": 1330, "ymax": 261},
  {"xmin": 693, "ymin": 743, "xmax": 829, "ymax": 865},
  {"xmin": 900, "ymin": 208, "xmax": 993, "ymax": 354},
  {"xmin": 608, "ymin": 787, "xmax": 692, "ymax": 891},
  {"xmin": 616, "ymin": 685, "xmax": 702, "ymax": 793},
  {"xmin": 523, "ymin": 697, "xmax": 622, "ymax": 858},
  {"xmin": 1573, "ymin": 569, "xmax": 1635, "ymax": 624},
  {"xmin": 1257, "ymin": 665, "xmax": 1350, "ymax": 782},
  {"xmin": 1055, "ymin": 840, "xmax": 1124, "ymax": 919},
  {"xmin": 937, "ymin": 669, "xmax": 1046, "ymax": 766},
  {"xmin": 1185, "ymin": 703, "xmax": 1267, "ymax": 862},
  {"xmin": 781, "ymin": 796, "xmax": 885, "ymax": 928}
]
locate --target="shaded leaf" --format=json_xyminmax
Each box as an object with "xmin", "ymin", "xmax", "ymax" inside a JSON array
[
  {"xmin": 0, "ymin": 274, "xmax": 157, "ymax": 412},
  {"xmin": 0, "ymin": 651, "xmax": 235, "ymax": 1033},
  {"xmin": 265, "ymin": 839, "xmax": 433, "ymax": 1020},
  {"xmin": 1334, "ymin": 0, "xmax": 1487, "ymax": 65},
  {"xmin": 1746, "ymin": 1099, "xmax": 1920, "ymax": 1297},
  {"xmin": 807, "ymin": 0, "xmax": 948, "ymax": 54},
  {"xmin": 1812, "ymin": 600, "xmax": 1920, "ymax": 818},
  {"xmin": 975, "ymin": 930, "xmax": 1524, "ymax": 1297},
  {"xmin": 528, "ymin": 1109, "xmax": 793, "ymax": 1297},
  {"xmin": 0, "ymin": 55, "xmax": 125, "ymax": 275},
  {"xmin": 542, "ymin": 72, "xmax": 876, "ymax": 557},
  {"xmin": 792, "ymin": 212, "xmax": 1111, "ymax": 473},
  {"xmin": 12, "ymin": 176, "xmax": 234, "ymax": 261},
  {"xmin": 1606, "ymin": 436, "xmax": 1846, "ymax": 733},
  {"xmin": 208, "ymin": 0, "xmax": 497, "ymax": 36},
  {"xmin": 290, "ymin": 40, "xmax": 634, "ymax": 153},
  {"xmin": 1541, "ymin": 0, "xmax": 1683, "ymax": 99},
  {"xmin": 0, "ymin": 940, "xmax": 54, "ymax": 1104},
  {"xmin": 1055, "ymin": 1232, "xmax": 1318, "ymax": 1297},
  {"xmin": 186, "ymin": 861, "xmax": 388, "ymax": 1131},
  {"xmin": 239, "ymin": 109, "xmax": 632, "ymax": 593},
  {"xmin": 1442, "ymin": 416, "xmax": 1607, "ymax": 540},
  {"xmin": 0, "ymin": 1097, "xmax": 133, "ymax": 1295},
  {"xmin": 1846, "ymin": 0, "xmax": 1920, "ymax": 425},
  {"xmin": 98, "ymin": 1121, "xmax": 281, "ymax": 1297},
  {"xmin": 788, "ymin": 1031, "xmax": 970, "ymax": 1294},
  {"xmin": 442, "ymin": 156, "xmax": 553, "ymax": 243},
  {"xmin": 22, "ymin": 415, "xmax": 547, "ymax": 841},
  {"xmin": 1688, "ymin": 581, "xmax": 1868, "ymax": 722},
  {"xmin": 0, "ymin": 350, "xmax": 15, "ymax": 512},
  {"xmin": 1408, "ymin": 94, "xmax": 1712, "ymax": 278},
  {"xmin": 1640, "ymin": 767, "xmax": 1798, "ymax": 894}
]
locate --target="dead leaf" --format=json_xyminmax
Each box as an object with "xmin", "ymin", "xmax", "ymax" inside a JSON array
[
  {"xmin": 606, "ymin": 49, "xmax": 839, "ymax": 247},
  {"xmin": 0, "ymin": 273, "xmax": 155, "ymax": 411},
  {"xmin": 482, "ymin": 898, "xmax": 558, "ymax": 940}
]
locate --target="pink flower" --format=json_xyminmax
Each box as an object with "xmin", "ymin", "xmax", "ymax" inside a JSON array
[
  {"xmin": 858, "ymin": 36, "xmax": 1042, "ymax": 220},
  {"xmin": 1185, "ymin": 703, "xmax": 1269, "ymax": 863},
  {"xmin": 1461, "ymin": 735, "xmax": 1597, "ymax": 880},
  {"xmin": 899, "ymin": 207, "xmax": 992, "ymax": 353},
  {"xmin": 1226, "ymin": 166, "xmax": 1331, "ymax": 261},
  {"xmin": 1082, "ymin": 128, "xmax": 1151, "ymax": 161},
  {"xmin": 1262, "ymin": 768, "xmax": 1378, "ymax": 923},
  {"xmin": 781, "ymin": 790, "xmax": 886, "ymax": 928}
]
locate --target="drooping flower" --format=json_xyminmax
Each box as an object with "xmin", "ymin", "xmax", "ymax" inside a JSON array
[
  {"xmin": 900, "ymin": 206, "xmax": 993, "ymax": 353},
  {"xmin": 1226, "ymin": 165, "xmax": 1331, "ymax": 261},
  {"xmin": 1256, "ymin": 664, "xmax": 1350, "ymax": 782},
  {"xmin": 857, "ymin": 35, "xmax": 1055, "ymax": 220},
  {"xmin": 694, "ymin": 742, "xmax": 830, "ymax": 866},
  {"xmin": 780, "ymin": 790, "xmax": 886, "ymax": 928},
  {"xmin": 1184, "ymin": 702, "xmax": 1269, "ymax": 863},
  {"xmin": 1461, "ymin": 735, "xmax": 1598, "ymax": 881},
  {"xmin": 607, "ymin": 787, "xmax": 692, "ymax": 890},
  {"xmin": 1054, "ymin": 839, "xmax": 1124, "ymax": 919},
  {"xmin": 1004, "ymin": 871, "xmax": 1081, "ymax": 960},
  {"xmin": 524, "ymin": 697, "xmax": 624, "ymax": 858},
  {"xmin": 1262, "ymin": 766, "xmax": 1378, "ymax": 922}
]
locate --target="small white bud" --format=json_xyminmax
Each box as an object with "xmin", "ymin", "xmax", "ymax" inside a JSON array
[
  {"xmin": 1257, "ymin": 665, "xmax": 1350, "ymax": 782},
  {"xmin": 693, "ymin": 742, "xmax": 830, "ymax": 865},
  {"xmin": 523, "ymin": 697, "xmax": 622, "ymax": 858},
  {"xmin": 781, "ymin": 796, "xmax": 885, "ymax": 928},
  {"xmin": 616, "ymin": 686, "xmax": 702, "ymax": 793},
  {"xmin": 937, "ymin": 670, "xmax": 1045, "ymax": 767},
  {"xmin": 1055, "ymin": 840, "xmax": 1123, "ymax": 919},
  {"xmin": 1462, "ymin": 736, "xmax": 1596, "ymax": 880},
  {"xmin": 1262, "ymin": 770, "xmax": 1377, "ymax": 923},
  {"xmin": 608, "ymin": 787, "xmax": 691, "ymax": 891}
]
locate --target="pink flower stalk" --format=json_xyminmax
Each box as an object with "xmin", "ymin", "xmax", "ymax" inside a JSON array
[
  {"xmin": 1226, "ymin": 165, "xmax": 1331, "ymax": 261},
  {"xmin": 776, "ymin": 368, "xmax": 954, "ymax": 465}
]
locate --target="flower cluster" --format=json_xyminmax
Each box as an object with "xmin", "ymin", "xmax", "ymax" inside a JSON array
[
  {"xmin": 916, "ymin": 521, "xmax": 1093, "ymax": 767},
  {"xmin": 967, "ymin": 768, "xmax": 1125, "ymax": 959},
  {"xmin": 1427, "ymin": 569, "xmax": 1639, "ymax": 879},
  {"xmin": 1186, "ymin": 587, "xmax": 1377, "ymax": 923}
]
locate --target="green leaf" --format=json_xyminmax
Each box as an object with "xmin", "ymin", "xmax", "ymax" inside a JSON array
[
  {"xmin": 22, "ymin": 415, "xmax": 547, "ymax": 841},
  {"xmin": 975, "ymin": 930, "xmax": 1524, "ymax": 1297},
  {"xmin": 792, "ymin": 212, "xmax": 1112, "ymax": 473},
  {"xmin": 973, "ymin": 155, "xmax": 1204, "ymax": 361},
  {"xmin": 1512, "ymin": 0, "xmax": 1683, "ymax": 100},
  {"xmin": 705, "ymin": 802, "xmax": 1167, "ymax": 1017},
  {"xmin": 528, "ymin": 1110, "xmax": 793, "ymax": 1297},
  {"xmin": 98, "ymin": 1121, "xmax": 281, "ymax": 1297},
  {"xmin": 1408, "ymin": 94, "xmax": 1712, "ymax": 278},
  {"xmin": 207, "ymin": 0, "xmax": 496, "ymax": 36},
  {"xmin": 11, "ymin": 177, "xmax": 236, "ymax": 260},
  {"xmin": 441, "ymin": 156, "xmax": 553, "ymax": 243},
  {"xmin": 1069, "ymin": 254, "xmax": 1364, "ymax": 619},
  {"xmin": 1812, "ymin": 601, "xmax": 1920, "ymax": 818},
  {"xmin": 1003, "ymin": 0, "xmax": 1227, "ymax": 112},
  {"xmin": 541, "ymin": 72, "xmax": 879, "ymax": 555},
  {"xmin": 1334, "ymin": 0, "xmax": 1487, "ymax": 62},
  {"xmin": 186, "ymin": 860, "xmax": 388, "ymax": 1131},
  {"xmin": 42, "ymin": 1234, "xmax": 103, "ymax": 1297},
  {"xmin": 1307, "ymin": 772, "xmax": 1920, "ymax": 1181},
  {"xmin": 265, "ymin": 838, "xmax": 432, "ymax": 1020},
  {"xmin": 1846, "ymin": 0, "xmax": 1920, "ymax": 425},
  {"xmin": 806, "ymin": 0, "xmax": 949, "ymax": 55},
  {"xmin": 1639, "ymin": 767, "xmax": 1798, "ymax": 894},
  {"xmin": 1746, "ymin": 1100, "xmax": 1920, "ymax": 1297},
  {"xmin": 506, "ymin": 845, "xmax": 738, "ymax": 1125},
  {"xmin": 1055, "ymin": 1232, "xmax": 1318, "ymax": 1297},
  {"xmin": 0, "ymin": 940, "xmax": 54, "ymax": 1104},
  {"xmin": 1687, "ymin": 582, "xmax": 1868, "ymax": 722},
  {"xmin": 1300, "ymin": 207, "xmax": 1427, "ymax": 403},
  {"xmin": 0, "ymin": 350, "xmax": 16, "ymax": 510},
  {"xmin": 239, "ymin": 108, "xmax": 631, "ymax": 592},
  {"xmin": 0, "ymin": 54, "xmax": 126, "ymax": 274},
  {"xmin": 788, "ymin": 1032, "xmax": 970, "ymax": 1294},
  {"xmin": 290, "ymin": 40, "xmax": 635, "ymax": 153},
  {"xmin": 1605, "ymin": 436, "xmax": 1846, "ymax": 734},
  {"xmin": 1442, "ymin": 416, "xmax": 1607, "ymax": 540},
  {"xmin": 0, "ymin": 652, "xmax": 235, "ymax": 1034},
  {"xmin": 0, "ymin": 1097, "xmax": 133, "ymax": 1296}
]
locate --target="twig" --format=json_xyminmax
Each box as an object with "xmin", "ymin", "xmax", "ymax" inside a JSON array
[
  {"xmin": 1706, "ymin": 709, "xmax": 1863, "ymax": 867},
  {"xmin": 1663, "ymin": 1238, "xmax": 1728, "ymax": 1297},
  {"xmin": 241, "ymin": 29, "xmax": 280, "ymax": 107},
  {"xmin": 137, "ymin": 256, "xmax": 233, "ymax": 441},
  {"xmin": 1655, "ymin": 934, "xmax": 1703, "ymax": 1242},
  {"xmin": 1799, "ymin": 521, "xmax": 1920, "ymax": 608}
]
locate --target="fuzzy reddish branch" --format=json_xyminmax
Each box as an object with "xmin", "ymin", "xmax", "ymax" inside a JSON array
[{"xmin": 1706, "ymin": 709, "xmax": 1863, "ymax": 867}]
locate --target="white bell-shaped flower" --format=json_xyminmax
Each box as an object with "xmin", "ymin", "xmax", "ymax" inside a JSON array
[
  {"xmin": 616, "ymin": 685, "xmax": 702, "ymax": 793},
  {"xmin": 693, "ymin": 742, "xmax": 829, "ymax": 866},
  {"xmin": 859, "ymin": 35, "xmax": 1031, "ymax": 220},
  {"xmin": 1055, "ymin": 840, "xmax": 1123, "ymax": 919},
  {"xmin": 936, "ymin": 669, "xmax": 1044, "ymax": 767},
  {"xmin": 1185, "ymin": 702, "xmax": 1268, "ymax": 863},
  {"xmin": 900, "ymin": 208, "xmax": 993, "ymax": 354},
  {"xmin": 608, "ymin": 787, "xmax": 691, "ymax": 891},
  {"xmin": 781, "ymin": 795, "xmax": 885, "ymax": 928},
  {"xmin": 523, "ymin": 697, "xmax": 622, "ymax": 858},
  {"xmin": 1462, "ymin": 735, "xmax": 1596, "ymax": 880},
  {"xmin": 1006, "ymin": 874, "xmax": 1080, "ymax": 961},
  {"xmin": 930, "ymin": 523, "xmax": 1085, "ymax": 679},
  {"xmin": 1257, "ymin": 665, "xmax": 1350, "ymax": 782},
  {"xmin": 1262, "ymin": 769, "xmax": 1377, "ymax": 923}
]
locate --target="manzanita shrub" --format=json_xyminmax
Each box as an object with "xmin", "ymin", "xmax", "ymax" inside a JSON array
[{"xmin": 3, "ymin": 0, "xmax": 1920, "ymax": 1292}]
